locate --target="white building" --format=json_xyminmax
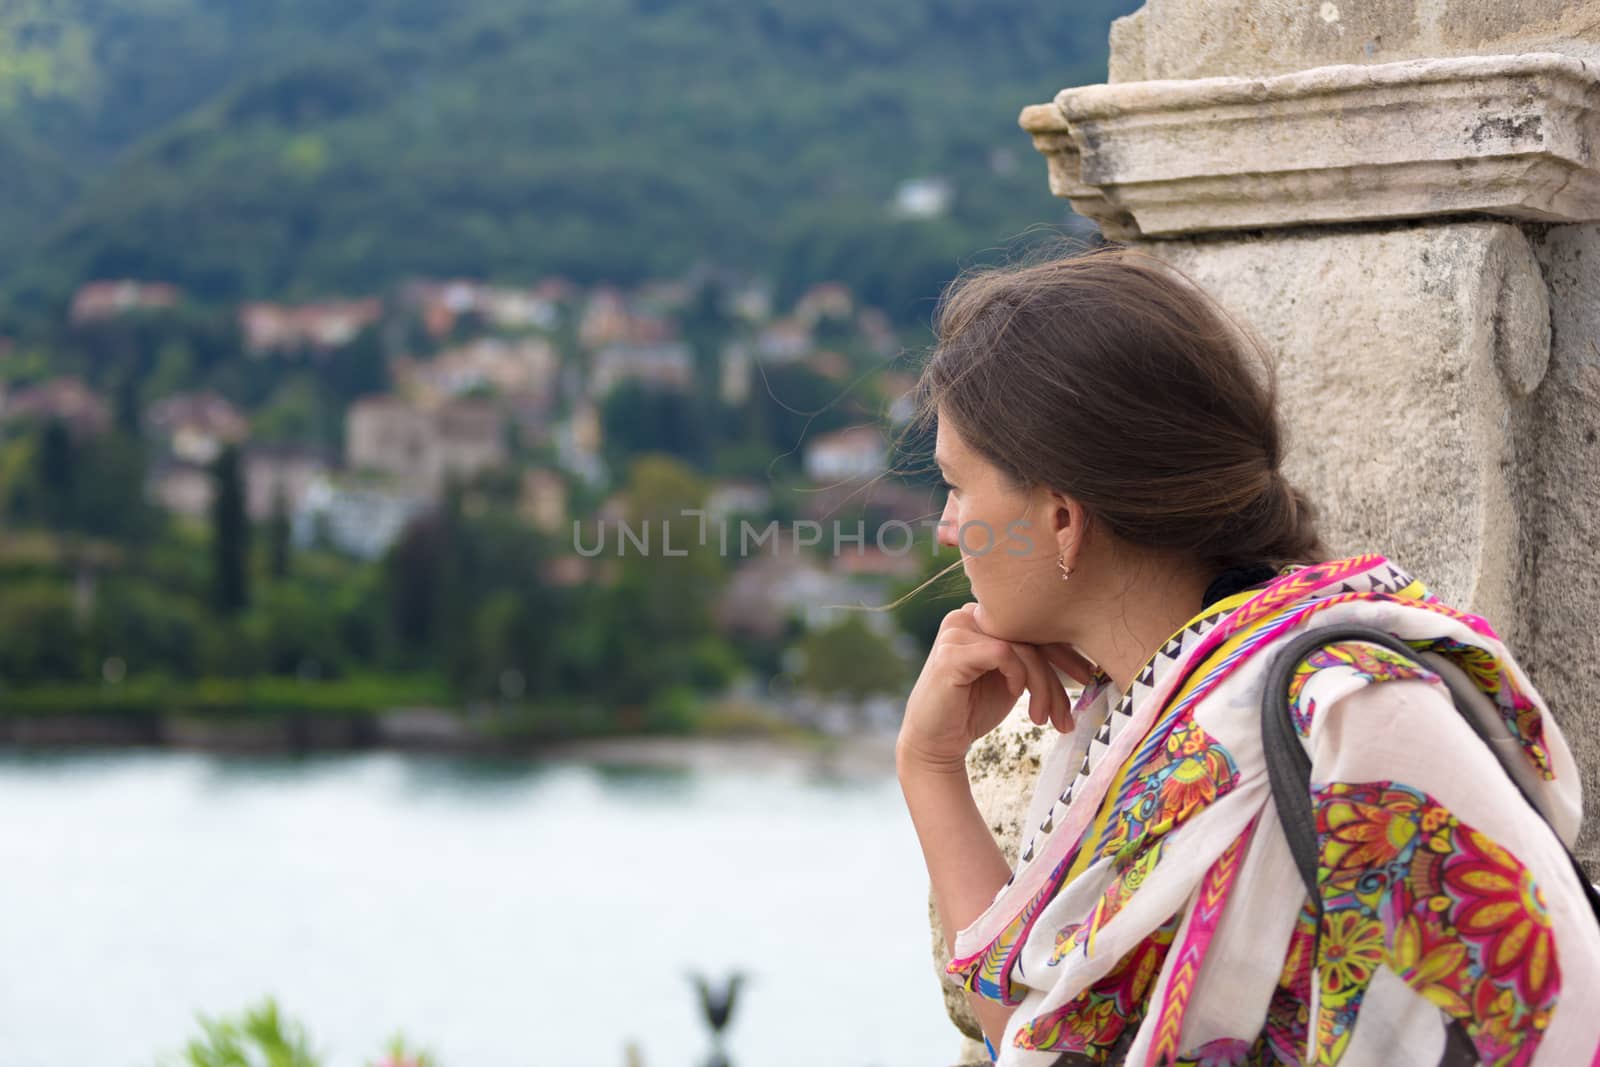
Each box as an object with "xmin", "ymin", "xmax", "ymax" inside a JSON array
[
  {"xmin": 292, "ymin": 476, "xmax": 431, "ymax": 560},
  {"xmin": 706, "ymin": 480, "xmax": 772, "ymax": 524},
  {"xmin": 719, "ymin": 343, "xmax": 751, "ymax": 406},
  {"xmin": 146, "ymin": 391, "xmax": 249, "ymax": 465},
  {"xmin": 892, "ymin": 177, "xmax": 954, "ymax": 219},
  {"xmin": 345, "ymin": 396, "xmax": 507, "ymax": 495},
  {"xmin": 718, "ymin": 555, "xmax": 899, "ymax": 640},
  {"xmin": 589, "ymin": 342, "xmax": 694, "ymax": 396},
  {"xmin": 755, "ymin": 319, "xmax": 813, "ymax": 363},
  {"xmin": 244, "ymin": 447, "xmax": 332, "ymax": 521},
  {"xmin": 803, "ymin": 425, "xmax": 888, "ymax": 483}
]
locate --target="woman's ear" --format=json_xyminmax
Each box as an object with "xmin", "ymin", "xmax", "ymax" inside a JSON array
[{"xmin": 1046, "ymin": 487, "xmax": 1086, "ymax": 566}]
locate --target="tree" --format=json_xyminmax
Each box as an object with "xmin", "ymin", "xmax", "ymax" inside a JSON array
[
  {"xmin": 602, "ymin": 455, "xmax": 728, "ymax": 706},
  {"xmin": 35, "ymin": 418, "xmax": 77, "ymax": 529},
  {"xmin": 0, "ymin": 581, "xmax": 82, "ymax": 684},
  {"xmin": 384, "ymin": 510, "xmax": 449, "ymax": 656},
  {"xmin": 442, "ymin": 514, "xmax": 546, "ymax": 697},
  {"xmin": 457, "ymin": 589, "xmax": 538, "ymax": 701},
  {"xmin": 210, "ymin": 444, "xmax": 250, "ymax": 614},
  {"xmin": 254, "ymin": 583, "xmax": 343, "ymax": 677},
  {"xmin": 749, "ymin": 361, "xmax": 864, "ymax": 462},
  {"xmin": 112, "ymin": 371, "xmax": 143, "ymax": 436},
  {"xmin": 600, "ymin": 381, "xmax": 712, "ymax": 468},
  {"xmin": 799, "ymin": 615, "xmax": 908, "ymax": 706},
  {"xmin": 87, "ymin": 578, "xmax": 204, "ymax": 680},
  {"xmin": 76, "ymin": 431, "xmax": 159, "ymax": 543},
  {"xmin": 322, "ymin": 324, "xmax": 390, "ymax": 408},
  {"xmin": 267, "ymin": 486, "xmax": 292, "ymax": 581}
]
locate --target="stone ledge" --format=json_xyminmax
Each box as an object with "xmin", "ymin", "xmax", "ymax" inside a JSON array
[{"xmin": 1020, "ymin": 52, "xmax": 1600, "ymax": 239}]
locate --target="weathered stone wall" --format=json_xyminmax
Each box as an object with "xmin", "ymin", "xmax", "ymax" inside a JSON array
[
  {"xmin": 1108, "ymin": 0, "xmax": 1600, "ymax": 83},
  {"xmin": 1150, "ymin": 222, "xmax": 1549, "ymax": 654},
  {"xmin": 1526, "ymin": 224, "xmax": 1600, "ymax": 867},
  {"xmin": 930, "ymin": 3, "xmax": 1600, "ymax": 1060},
  {"xmin": 1148, "ymin": 223, "xmax": 1600, "ymax": 862}
]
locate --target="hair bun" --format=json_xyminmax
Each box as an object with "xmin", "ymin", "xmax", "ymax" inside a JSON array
[{"xmin": 1270, "ymin": 472, "xmax": 1297, "ymax": 523}]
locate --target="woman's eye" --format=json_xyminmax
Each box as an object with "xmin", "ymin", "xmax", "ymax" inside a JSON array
[{"xmin": 938, "ymin": 477, "xmax": 957, "ymax": 494}]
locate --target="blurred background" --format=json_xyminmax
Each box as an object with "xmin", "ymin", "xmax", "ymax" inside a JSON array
[{"xmin": 0, "ymin": 1, "xmax": 1136, "ymax": 1064}]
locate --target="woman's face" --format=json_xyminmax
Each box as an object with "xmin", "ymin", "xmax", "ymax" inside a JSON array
[{"xmin": 933, "ymin": 413, "xmax": 1069, "ymax": 642}]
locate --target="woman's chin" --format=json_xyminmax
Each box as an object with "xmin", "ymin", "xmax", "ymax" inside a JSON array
[
  {"xmin": 972, "ymin": 601, "xmax": 1001, "ymax": 635},
  {"xmin": 972, "ymin": 601, "xmax": 1039, "ymax": 645}
]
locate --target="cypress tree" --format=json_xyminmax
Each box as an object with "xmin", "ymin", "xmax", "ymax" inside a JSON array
[
  {"xmin": 37, "ymin": 418, "xmax": 77, "ymax": 530},
  {"xmin": 267, "ymin": 484, "xmax": 292, "ymax": 581},
  {"xmin": 211, "ymin": 444, "xmax": 250, "ymax": 614}
]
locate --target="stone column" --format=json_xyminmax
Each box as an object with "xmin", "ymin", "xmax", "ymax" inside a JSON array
[{"xmin": 934, "ymin": 3, "xmax": 1600, "ymax": 1060}]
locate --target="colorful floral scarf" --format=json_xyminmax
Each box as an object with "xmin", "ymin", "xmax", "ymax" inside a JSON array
[{"xmin": 948, "ymin": 555, "xmax": 1600, "ymax": 1066}]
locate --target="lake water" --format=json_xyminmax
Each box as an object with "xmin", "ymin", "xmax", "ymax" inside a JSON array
[{"xmin": 0, "ymin": 746, "xmax": 960, "ymax": 1067}]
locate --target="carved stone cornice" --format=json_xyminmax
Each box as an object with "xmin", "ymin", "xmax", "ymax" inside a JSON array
[{"xmin": 1020, "ymin": 52, "xmax": 1600, "ymax": 239}]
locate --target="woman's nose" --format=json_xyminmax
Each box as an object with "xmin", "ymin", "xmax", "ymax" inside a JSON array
[{"xmin": 936, "ymin": 497, "xmax": 959, "ymax": 549}]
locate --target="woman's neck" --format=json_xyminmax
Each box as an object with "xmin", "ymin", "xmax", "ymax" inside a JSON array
[{"xmin": 1068, "ymin": 561, "xmax": 1214, "ymax": 696}]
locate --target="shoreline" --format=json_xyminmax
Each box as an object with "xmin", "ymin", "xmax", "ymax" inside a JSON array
[
  {"xmin": 0, "ymin": 715, "xmax": 900, "ymax": 775},
  {"xmin": 532, "ymin": 731, "xmax": 899, "ymax": 776}
]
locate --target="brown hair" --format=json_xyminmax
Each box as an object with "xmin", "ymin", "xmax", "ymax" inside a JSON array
[{"xmin": 910, "ymin": 244, "xmax": 1327, "ymax": 574}]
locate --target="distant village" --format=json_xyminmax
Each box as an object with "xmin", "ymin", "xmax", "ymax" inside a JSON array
[{"xmin": 0, "ymin": 272, "xmax": 944, "ymax": 732}]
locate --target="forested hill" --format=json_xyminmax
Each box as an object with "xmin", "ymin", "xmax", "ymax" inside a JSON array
[{"xmin": 0, "ymin": 0, "xmax": 1138, "ymax": 317}]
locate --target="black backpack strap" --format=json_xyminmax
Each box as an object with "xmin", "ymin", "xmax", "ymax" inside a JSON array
[
  {"xmin": 1261, "ymin": 626, "xmax": 1428, "ymax": 911},
  {"xmin": 1262, "ymin": 623, "xmax": 1600, "ymax": 927}
]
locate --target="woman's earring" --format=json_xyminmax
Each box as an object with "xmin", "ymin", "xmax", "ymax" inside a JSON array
[{"xmin": 1057, "ymin": 553, "xmax": 1073, "ymax": 582}]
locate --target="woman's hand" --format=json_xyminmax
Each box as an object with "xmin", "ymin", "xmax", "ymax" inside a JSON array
[{"xmin": 898, "ymin": 603, "xmax": 1096, "ymax": 774}]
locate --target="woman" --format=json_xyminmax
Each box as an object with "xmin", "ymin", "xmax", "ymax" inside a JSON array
[{"xmin": 896, "ymin": 246, "xmax": 1600, "ymax": 1066}]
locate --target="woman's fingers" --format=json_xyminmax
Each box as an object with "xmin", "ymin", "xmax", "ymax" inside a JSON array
[
  {"xmin": 1040, "ymin": 642, "xmax": 1098, "ymax": 686},
  {"xmin": 942, "ymin": 607, "xmax": 1082, "ymax": 732},
  {"xmin": 1012, "ymin": 642, "xmax": 1072, "ymax": 733},
  {"xmin": 936, "ymin": 601, "xmax": 982, "ymax": 636},
  {"xmin": 939, "ymin": 630, "xmax": 1027, "ymax": 699}
]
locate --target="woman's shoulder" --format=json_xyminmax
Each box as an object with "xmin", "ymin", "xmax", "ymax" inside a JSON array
[{"xmin": 1282, "ymin": 636, "xmax": 1447, "ymax": 740}]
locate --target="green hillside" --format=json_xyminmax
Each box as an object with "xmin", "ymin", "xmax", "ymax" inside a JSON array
[{"xmin": 0, "ymin": 0, "xmax": 1137, "ymax": 317}]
